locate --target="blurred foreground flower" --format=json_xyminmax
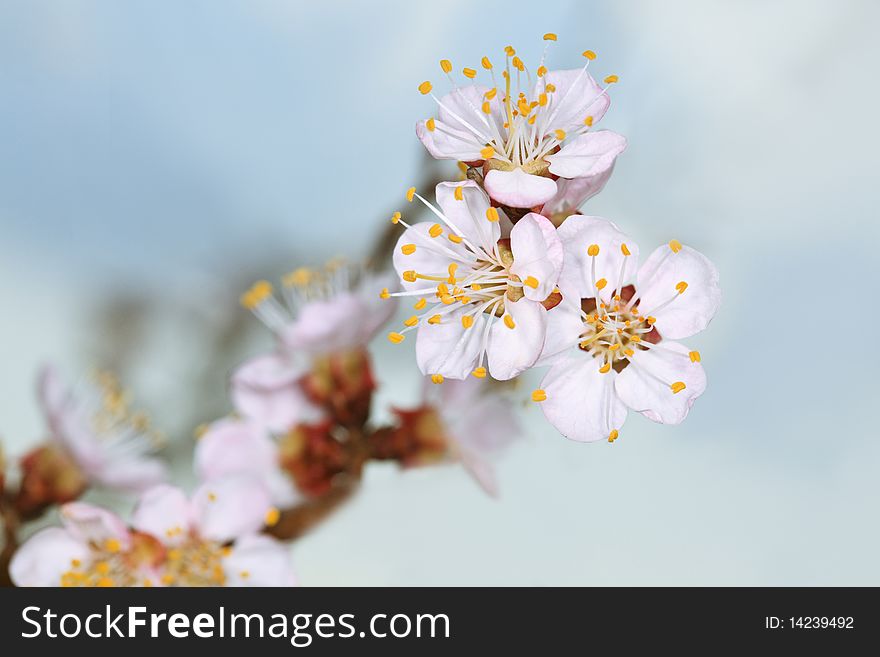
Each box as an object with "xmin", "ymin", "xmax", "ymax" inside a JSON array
[
  {"xmin": 10, "ymin": 478, "xmax": 294, "ymax": 587},
  {"xmin": 534, "ymin": 216, "xmax": 721, "ymax": 442},
  {"xmin": 416, "ymin": 35, "xmax": 626, "ymax": 219}
]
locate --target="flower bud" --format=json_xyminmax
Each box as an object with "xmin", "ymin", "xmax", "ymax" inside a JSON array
[
  {"xmin": 14, "ymin": 444, "xmax": 88, "ymax": 519},
  {"xmin": 278, "ymin": 422, "xmax": 350, "ymax": 497}
]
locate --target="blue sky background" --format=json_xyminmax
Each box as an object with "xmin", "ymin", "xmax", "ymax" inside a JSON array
[{"xmin": 1, "ymin": 0, "xmax": 878, "ymax": 584}]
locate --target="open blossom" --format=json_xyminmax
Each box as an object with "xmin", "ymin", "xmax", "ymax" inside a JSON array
[
  {"xmin": 35, "ymin": 366, "xmax": 167, "ymax": 493},
  {"xmin": 235, "ymin": 262, "xmax": 396, "ymax": 432},
  {"xmin": 10, "ymin": 502, "xmax": 159, "ymax": 587},
  {"xmin": 534, "ymin": 216, "xmax": 721, "ymax": 442},
  {"xmin": 387, "ymin": 180, "xmax": 563, "ymax": 381},
  {"xmin": 129, "ymin": 479, "xmax": 294, "ymax": 586},
  {"xmin": 415, "ymin": 34, "xmax": 626, "ymax": 214},
  {"xmin": 10, "ymin": 478, "xmax": 294, "ymax": 587},
  {"xmin": 372, "ymin": 379, "xmax": 521, "ymax": 496}
]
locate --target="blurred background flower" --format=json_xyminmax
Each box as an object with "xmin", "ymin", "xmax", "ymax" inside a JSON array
[{"xmin": 1, "ymin": 0, "xmax": 878, "ymax": 585}]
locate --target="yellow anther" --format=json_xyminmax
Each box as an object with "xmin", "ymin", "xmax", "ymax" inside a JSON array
[
  {"xmin": 265, "ymin": 507, "xmax": 281, "ymax": 527},
  {"xmin": 418, "ymin": 81, "xmax": 433, "ymax": 95},
  {"xmin": 669, "ymin": 239, "xmax": 682, "ymax": 253},
  {"xmin": 630, "ymin": 335, "xmax": 642, "ymax": 343},
  {"xmin": 161, "ymin": 574, "xmax": 175, "ymax": 585},
  {"xmin": 390, "ymin": 212, "xmax": 401, "ymax": 225},
  {"xmin": 512, "ymin": 56, "xmax": 524, "ymax": 71},
  {"xmin": 448, "ymin": 233, "xmax": 463, "ymax": 244},
  {"xmin": 404, "ymin": 315, "xmax": 419, "ymax": 327},
  {"xmin": 484, "ymin": 87, "xmax": 498, "ymax": 100},
  {"xmin": 426, "ymin": 117, "xmax": 436, "ymax": 132},
  {"xmin": 401, "ymin": 244, "xmax": 416, "ymax": 255},
  {"xmin": 429, "ymin": 223, "xmax": 443, "ymax": 237},
  {"xmin": 440, "ymin": 59, "xmax": 452, "ymax": 74},
  {"xmin": 379, "ymin": 288, "xmax": 390, "ymax": 300},
  {"xmin": 554, "ymin": 129, "xmax": 566, "ymax": 141},
  {"xmin": 414, "ymin": 298, "xmax": 427, "ymax": 310},
  {"xmin": 97, "ymin": 577, "xmax": 115, "ymax": 588},
  {"xmin": 462, "ymin": 315, "xmax": 474, "ymax": 329},
  {"xmin": 504, "ymin": 46, "xmax": 516, "ymax": 56},
  {"xmin": 584, "ymin": 115, "xmax": 594, "ymax": 127},
  {"xmin": 96, "ymin": 561, "xmax": 110, "ymax": 575},
  {"xmin": 595, "ymin": 278, "xmax": 608, "ymax": 290},
  {"xmin": 104, "ymin": 538, "xmax": 121, "ymax": 553},
  {"xmin": 437, "ymin": 283, "xmax": 450, "ymax": 296},
  {"xmin": 587, "ymin": 244, "xmax": 600, "ymax": 256},
  {"xmin": 608, "ymin": 344, "xmax": 620, "ymax": 351},
  {"xmin": 582, "ymin": 50, "xmax": 597, "ymax": 60},
  {"xmin": 538, "ymin": 92, "xmax": 548, "ymax": 106},
  {"xmin": 480, "ymin": 146, "xmax": 495, "ymax": 159},
  {"xmin": 406, "ymin": 186, "xmax": 416, "ymax": 202},
  {"xmin": 462, "ymin": 67, "xmax": 477, "ymax": 79},
  {"xmin": 604, "ymin": 74, "xmax": 619, "ymax": 84},
  {"xmin": 486, "ymin": 207, "xmax": 500, "ymax": 223},
  {"xmin": 671, "ymin": 381, "xmax": 687, "ymax": 394},
  {"xmin": 689, "ymin": 350, "xmax": 701, "ymax": 363},
  {"xmin": 482, "ymin": 101, "xmax": 492, "ymax": 114},
  {"xmin": 524, "ymin": 276, "xmax": 539, "ymax": 289},
  {"xmin": 240, "ymin": 280, "xmax": 273, "ymax": 310},
  {"xmin": 675, "ymin": 281, "xmax": 688, "ymax": 294},
  {"xmin": 646, "ymin": 316, "xmax": 656, "ymax": 325},
  {"xmin": 240, "ymin": 571, "xmax": 250, "ymax": 579},
  {"xmin": 472, "ymin": 367, "xmax": 487, "ymax": 378},
  {"xmin": 537, "ymin": 65, "xmax": 547, "ymax": 78},
  {"xmin": 388, "ymin": 332, "xmax": 405, "ymax": 344},
  {"xmin": 428, "ymin": 314, "xmax": 442, "ymax": 324},
  {"xmin": 624, "ymin": 348, "xmax": 634, "ymax": 357},
  {"xmin": 458, "ymin": 161, "xmax": 468, "ymax": 173},
  {"xmin": 545, "ymin": 83, "xmax": 556, "ymax": 92},
  {"xmin": 471, "ymin": 283, "xmax": 482, "ymax": 291},
  {"xmin": 143, "ymin": 579, "xmax": 153, "ymax": 587},
  {"xmin": 481, "ymin": 56, "xmax": 493, "ymax": 70},
  {"xmin": 403, "ymin": 270, "xmax": 417, "ymax": 283},
  {"xmin": 608, "ymin": 429, "xmax": 619, "ymax": 443},
  {"xmin": 431, "ymin": 374, "xmax": 444, "ymax": 384},
  {"xmin": 503, "ymin": 314, "xmax": 516, "ymax": 329},
  {"xmin": 71, "ymin": 559, "xmax": 81, "ymax": 568},
  {"xmin": 517, "ymin": 98, "xmax": 531, "ymax": 116},
  {"xmin": 599, "ymin": 362, "xmax": 611, "ymax": 374},
  {"xmin": 621, "ymin": 243, "xmax": 631, "ymax": 256},
  {"xmin": 543, "ymin": 33, "xmax": 558, "ymax": 41},
  {"xmin": 531, "ymin": 389, "xmax": 547, "ymax": 402},
  {"xmin": 448, "ymin": 262, "xmax": 458, "ymax": 278},
  {"xmin": 208, "ymin": 491, "xmax": 217, "ymax": 502},
  {"xmin": 440, "ymin": 294, "xmax": 455, "ymax": 305}
]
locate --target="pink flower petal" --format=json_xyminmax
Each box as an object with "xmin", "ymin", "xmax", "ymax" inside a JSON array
[
  {"xmin": 131, "ymin": 484, "xmax": 194, "ymax": 545},
  {"xmin": 9, "ymin": 527, "xmax": 89, "ymax": 587},
  {"xmin": 486, "ymin": 298, "xmax": 546, "ymax": 380},
  {"xmin": 192, "ymin": 476, "xmax": 272, "ymax": 544},
  {"xmin": 546, "ymin": 130, "xmax": 627, "ymax": 179},
  {"xmin": 223, "ymin": 534, "xmax": 297, "ymax": 587},
  {"xmin": 509, "ymin": 212, "xmax": 564, "ymax": 302},
  {"xmin": 484, "ymin": 168, "xmax": 558, "ymax": 209}
]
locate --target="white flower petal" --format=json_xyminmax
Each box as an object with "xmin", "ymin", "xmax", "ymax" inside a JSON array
[
  {"xmin": 60, "ymin": 502, "xmax": 131, "ymax": 548},
  {"xmin": 436, "ymin": 85, "xmax": 505, "ymax": 146},
  {"xmin": 509, "ymin": 212, "xmax": 563, "ymax": 302},
  {"xmin": 542, "ymin": 166, "xmax": 616, "ymax": 217},
  {"xmin": 393, "ymin": 222, "xmax": 473, "ymax": 292},
  {"xmin": 230, "ymin": 353, "xmax": 319, "ymax": 433},
  {"xmin": 131, "ymin": 484, "xmax": 194, "ymax": 545},
  {"xmin": 192, "ymin": 476, "xmax": 272, "ymax": 544},
  {"xmin": 223, "ymin": 534, "xmax": 297, "ymax": 587},
  {"xmin": 458, "ymin": 449, "xmax": 499, "ymax": 498},
  {"xmin": 484, "ymin": 167, "xmax": 558, "ymax": 209},
  {"xmin": 487, "ymin": 298, "xmax": 546, "ymax": 380},
  {"xmin": 636, "ymin": 244, "xmax": 721, "ymax": 340},
  {"xmin": 435, "ymin": 180, "xmax": 500, "ymax": 255},
  {"xmin": 535, "ymin": 298, "xmax": 583, "ymax": 366},
  {"xmin": 539, "ymin": 353, "xmax": 627, "ymax": 443},
  {"xmin": 10, "ymin": 527, "xmax": 89, "ymax": 587},
  {"xmin": 614, "ymin": 342, "xmax": 707, "ymax": 424},
  {"xmin": 537, "ymin": 69, "xmax": 610, "ymax": 134},
  {"xmin": 90, "ymin": 457, "xmax": 168, "ymax": 493},
  {"xmin": 556, "ymin": 215, "xmax": 639, "ymax": 302},
  {"xmin": 415, "ymin": 307, "xmax": 486, "ymax": 380},
  {"xmin": 546, "ymin": 130, "xmax": 627, "ymax": 179},
  {"xmin": 416, "ymin": 119, "xmax": 483, "ymax": 161}
]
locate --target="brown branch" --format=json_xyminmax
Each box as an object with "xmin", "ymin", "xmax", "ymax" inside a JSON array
[
  {"xmin": 267, "ymin": 477, "xmax": 358, "ymax": 542},
  {"xmin": 0, "ymin": 493, "xmax": 20, "ymax": 587}
]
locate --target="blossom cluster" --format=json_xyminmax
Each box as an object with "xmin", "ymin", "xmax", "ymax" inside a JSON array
[
  {"xmin": 0, "ymin": 33, "xmax": 720, "ymax": 588},
  {"xmin": 386, "ymin": 34, "xmax": 720, "ymax": 443}
]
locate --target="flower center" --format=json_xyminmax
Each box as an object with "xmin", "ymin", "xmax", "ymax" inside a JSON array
[
  {"xmin": 159, "ymin": 536, "xmax": 230, "ymax": 587},
  {"xmin": 60, "ymin": 532, "xmax": 164, "ymax": 588},
  {"xmin": 577, "ymin": 285, "xmax": 660, "ymax": 374}
]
